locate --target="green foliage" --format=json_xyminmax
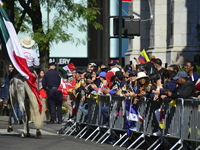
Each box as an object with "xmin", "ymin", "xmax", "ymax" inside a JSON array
[
  {"xmin": 7, "ymin": 0, "xmax": 102, "ymax": 49},
  {"xmin": 179, "ymin": 68, "xmax": 185, "ymax": 72},
  {"xmin": 196, "ymin": 65, "xmax": 200, "ymax": 76},
  {"xmin": 179, "ymin": 65, "xmax": 200, "ymax": 76}
]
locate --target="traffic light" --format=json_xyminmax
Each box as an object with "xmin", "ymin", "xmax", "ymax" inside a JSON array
[
  {"xmin": 113, "ymin": 18, "xmax": 140, "ymax": 37},
  {"xmin": 113, "ymin": 18, "xmax": 125, "ymax": 36}
]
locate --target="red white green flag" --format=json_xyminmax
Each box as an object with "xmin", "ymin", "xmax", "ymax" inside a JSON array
[
  {"xmin": 0, "ymin": 3, "xmax": 42, "ymax": 112},
  {"xmin": 63, "ymin": 62, "xmax": 76, "ymax": 76}
]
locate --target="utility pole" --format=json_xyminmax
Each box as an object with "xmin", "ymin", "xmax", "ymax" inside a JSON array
[
  {"xmin": 119, "ymin": 0, "xmax": 122, "ymax": 66},
  {"xmin": 102, "ymin": 0, "xmax": 110, "ymax": 65}
]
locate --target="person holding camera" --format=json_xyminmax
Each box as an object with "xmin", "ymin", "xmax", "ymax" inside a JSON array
[{"xmin": 123, "ymin": 70, "xmax": 139, "ymax": 103}]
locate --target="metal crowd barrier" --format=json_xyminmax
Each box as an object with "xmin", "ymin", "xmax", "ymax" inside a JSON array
[
  {"xmin": 61, "ymin": 96, "xmax": 200, "ymax": 150},
  {"xmin": 177, "ymin": 98, "xmax": 200, "ymax": 150}
]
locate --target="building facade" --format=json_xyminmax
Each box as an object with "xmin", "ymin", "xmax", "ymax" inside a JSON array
[{"xmin": 125, "ymin": 0, "xmax": 200, "ymax": 66}]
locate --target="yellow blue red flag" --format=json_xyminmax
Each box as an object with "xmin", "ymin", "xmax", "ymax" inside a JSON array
[{"xmin": 138, "ymin": 49, "xmax": 150, "ymax": 64}]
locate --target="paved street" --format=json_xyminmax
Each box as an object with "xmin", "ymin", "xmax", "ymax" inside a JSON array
[{"xmin": 0, "ymin": 116, "xmax": 127, "ymax": 150}]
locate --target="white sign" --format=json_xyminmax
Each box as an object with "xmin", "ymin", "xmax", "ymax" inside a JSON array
[{"xmin": 49, "ymin": 58, "xmax": 71, "ymax": 65}]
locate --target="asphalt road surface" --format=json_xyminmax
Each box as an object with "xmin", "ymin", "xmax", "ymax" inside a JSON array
[{"xmin": 0, "ymin": 116, "xmax": 128, "ymax": 150}]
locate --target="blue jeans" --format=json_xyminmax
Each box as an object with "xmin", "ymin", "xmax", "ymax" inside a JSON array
[
  {"xmin": 13, "ymin": 103, "xmax": 22, "ymax": 122},
  {"xmin": 101, "ymin": 106, "xmax": 109, "ymax": 121},
  {"xmin": 1, "ymin": 77, "xmax": 10, "ymax": 99},
  {"xmin": 79, "ymin": 103, "xmax": 88, "ymax": 115}
]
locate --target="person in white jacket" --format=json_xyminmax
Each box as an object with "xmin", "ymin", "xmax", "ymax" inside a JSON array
[{"xmin": 20, "ymin": 36, "xmax": 40, "ymax": 71}]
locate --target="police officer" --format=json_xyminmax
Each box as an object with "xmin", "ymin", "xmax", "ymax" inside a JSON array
[{"xmin": 42, "ymin": 62, "xmax": 63, "ymax": 124}]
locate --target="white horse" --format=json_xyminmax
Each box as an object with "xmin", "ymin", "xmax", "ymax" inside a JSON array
[{"xmin": 7, "ymin": 73, "xmax": 44, "ymax": 138}]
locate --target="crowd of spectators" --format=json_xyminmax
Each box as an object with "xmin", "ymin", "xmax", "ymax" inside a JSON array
[{"xmin": 64, "ymin": 57, "xmax": 200, "ymax": 126}]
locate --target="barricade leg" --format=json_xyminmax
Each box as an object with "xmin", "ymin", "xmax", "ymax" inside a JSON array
[
  {"xmin": 79, "ymin": 127, "xmax": 89, "ymax": 139},
  {"xmin": 147, "ymin": 137, "xmax": 161, "ymax": 150},
  {"xmin": 170, "ymin": 139, "xmax": 182, "ymax": 150},
  {"xmin": 112, "ymin": 132, "xmax": 127, "ymax": 147},
  {"xmin": 96, "ymin": 129, "xmax": 110, "ymax": 144},
  {"xmin": 177, "ymin": 145, "xmax": 183, "ymax": 150},
  {"xmin": 85, "ymin": 127, "xmax": 100, "ymax": 141},
  {"xmin": 119, "ymin": 132, "xmax": 138, "ymax": 148},
  {"xmin": 57, "ymin": 121, "xmax": 73, "ymax": 134},
  {"xmin": 101, "ymin": 132, "xmax": 111, "ymax": 144},
  {"xmin": 63, "ymin": 122, "xmax": 77, "ymax": 136},
  {"xmin": 195, "ymin": 145, "xmax": 200, "ymax": 150},
  {"xmin": 127, "ymin": 133, "xmax": 145, "ymax": 149},
  {"xmin": 134, "ymin": 139, "xmax": 145, "ymax": 150},
  {"xmin": 91, "ymin": 130, "xmax": 100, "ymax": 142},
  {"xmin": 75, "ymin": 125, "xmax": 88, "ymax": 139},
  {"xmin": 153, "ymin": 137, "xmax": 172, "ymax": 150},
  {"xmin": 119, "ymin": 138, "xmax": 129, "ymax": 147},
  {"xmin": 153, "ymin": 138, "xmax": 163, "ymax": 150}
]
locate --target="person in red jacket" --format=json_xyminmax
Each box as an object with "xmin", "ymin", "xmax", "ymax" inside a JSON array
[{"xmin": 105, "ymin": 61, "xmax": 120, "ymax": 89}]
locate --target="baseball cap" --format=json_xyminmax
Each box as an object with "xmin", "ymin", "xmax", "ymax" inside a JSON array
[
  {"xmin": 99, "ymin": 72, "xmax": 106, "ymax": 77},
  {"xmin": 173, "ymin": 71, "xmax": 188, "ymax": 80},
  {"xmin": 129, "ymin": 70, "xmax": 137, "ymax": 76},
  {"xmin": 48, "ymin": 62, "xmax": 56, "ymax": 66},
  {"xmin": 108, "ymin": 60, "xmax": 119, "ymax": 66},
  {"xmin": 88, "ymin": 62, "xmax": 97, "ymax": 67}
]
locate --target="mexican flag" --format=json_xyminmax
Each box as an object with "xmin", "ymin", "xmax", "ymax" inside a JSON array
[
  {"xmin": 63, "ymin": 63, "xmax": 76, "ymax": 76},
  {"xmin": 0, "ymin": 4, "xmax": 42, "ymax": 112}
]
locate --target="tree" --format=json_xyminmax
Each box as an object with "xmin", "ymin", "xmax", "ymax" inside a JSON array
[{"xmin": 4, "ymin": 0, "xmax": 102, "ymax": 70}]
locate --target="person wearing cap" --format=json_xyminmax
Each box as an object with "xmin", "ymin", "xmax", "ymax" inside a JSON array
[
  {"xmin": 136, "ymin": 64, "xmax": 146, "ymax": 73},
  {"xmin": 98, "ymin": 72, "xmax": 108, "ymax": 89},
  {"xmin": 101, "ymin": 71, "xmax": 125, "ymax": 127},
  {"xmin": 42, "ymin": 62, "xmax": 63, "ymax": 124},
  {"xmin": 20, "ymin": 36, "xmax": 40, "ymax": 71},
  {"xmin": 123, "ymin": 64, "xmax": 135, "ymax": 73},
  {"xmin": 87, "ymin": 62, "xmax": 97, "ymax": 72},
  {"xmin": 106, "ymin": 61, "xmax": 121, "ymax": 89},
  {"xmin": 108, "ymin": 60, "xmax": 119, "ymax": 69},
  {"xmin": 165, "ymin": 71, "xmax": 196, "ymax": 99},
  {"xmin": 123, "ymin": 70, "xmax": 139, "ymax": 101},
  {"xmin": 90, "ymin": 71, "xmax": 108, "ymax": 94}
]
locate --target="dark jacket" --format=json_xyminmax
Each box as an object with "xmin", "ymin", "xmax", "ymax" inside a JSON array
[
  {"xmin": 166, "ymin": 80, "xmax": 177, "ymax": 93},
  {"xmin": 188, "ymin": 71, "xmax": 200, "ymax": 84},
  {"xmin": 42, "ymin": 69, "xmax": 61, "ymax": 90},
  {"xmin": 171, "ymin": 79, "xmax": 196, "ymax": 99}
]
